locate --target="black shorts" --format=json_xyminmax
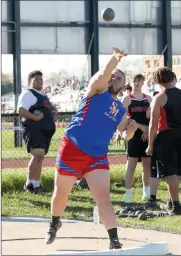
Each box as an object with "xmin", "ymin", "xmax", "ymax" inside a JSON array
[
  {"xmin": 151, "ymin": 129, "xmax": 181, "ymax": 178},
  {"xmin": 127, "ymin": 130, "xmax": 149, "ymax": 158},
  {"xmin": 23, "ymin": 126, "xmax": 55, "ymax": 154}
]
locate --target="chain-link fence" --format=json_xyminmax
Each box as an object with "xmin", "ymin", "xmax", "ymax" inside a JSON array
[{"xmin": 2, "ymin": 113, "xmax": 127, "ymax": 185}]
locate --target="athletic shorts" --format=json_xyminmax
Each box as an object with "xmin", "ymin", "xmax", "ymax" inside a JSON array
[
  {"xmin": 56, "ymin": 135, "xmax": 109, "ymax": 178},
  {"xmin": 126, "ymin": 129, "xmax": 149, "ymax": 158},
  {"xmin": 151, "ymin": 149, "xmax": 181, "ymax": 178},
  {"xmin": 23, "ymin": 126, "xmax": 55, "ymax": 154},
  {"xmin": 151, "ymin": 129, "xmax": 181, "ymax": 178}
]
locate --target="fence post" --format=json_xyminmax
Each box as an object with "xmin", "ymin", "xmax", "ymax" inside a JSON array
[
  {"xmin": 14, "ymin": 116, "xmax": 23, "ymax": 147},
  {"xmin": 11, "ymin": 0, "xmax": 23, "ymax": 147}
]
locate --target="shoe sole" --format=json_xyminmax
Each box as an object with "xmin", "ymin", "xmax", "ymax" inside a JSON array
[
  {"xmin": 110, "ymin": 245, "xmax": 123, "ymax": 250},
  {"xmin": 45, "ymin": 223, "xmax": 62, "ymax": 245},
  {"xmin": 46, "ymin": 236, "xmax": 56, "ymax": 245}
]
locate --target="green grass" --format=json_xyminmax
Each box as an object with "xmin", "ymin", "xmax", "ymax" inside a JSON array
[
  {"xmin": 2, "ymin": 124, "xmax": 126, "ymax": 159},
  {"xmin": 2, "ymin": 165, "xmax": 181, "ymax": 233}
]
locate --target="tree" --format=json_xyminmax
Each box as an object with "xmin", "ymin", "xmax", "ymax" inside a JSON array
[{"xmin": 2, "ymin": 73, "xmax": 12, "ymax": 84}]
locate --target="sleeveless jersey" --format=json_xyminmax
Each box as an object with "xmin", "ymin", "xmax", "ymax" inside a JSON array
[
  {"xmin": 127, "ymin": 94, "xmax": 150, "ymax": 125},
  {"xmin": 66, "ymin": 90, "xmax": 126, "ymax": 157},
  {"xmin": 158, "ymin": 87, "xmax": 181, "ymax": 132},
  {"xmin": 22, "ymin": 89, "xmax": 55, "ymax": 131}
]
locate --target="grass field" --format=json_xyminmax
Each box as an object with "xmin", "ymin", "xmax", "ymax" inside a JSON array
[{"xmin": 2, "ymin": 165, "xmax": 181, "ymax": 233}]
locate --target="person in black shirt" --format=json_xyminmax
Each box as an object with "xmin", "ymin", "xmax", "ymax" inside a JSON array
[
  {"xmin": 121, "ymin": 74, "xmax": 152, "ymax": 203},
  {"xmin": 18, "ymin": 70, "xmax": 57, "ymax": 193},
  {"xmin": 146, "ymin": 67, "xmax": 181, "ymax": 214}
]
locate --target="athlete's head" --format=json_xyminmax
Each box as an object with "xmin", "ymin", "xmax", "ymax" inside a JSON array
[
  {"xmin": 131, "ymin": 74, "xmax": 145, "ymax": 91},
  {"xmin": 153, "ymin": 67, "xmax": 174, "ymax": 88},
  {"xmin": 28, "ymin": 70, "xmax": 43, "ymax": 91},
  {"xmin": 172, "ymin": 72, "xmax": 177, "ymax": 86},
  {"xmin": 108, "ymin": 69, "xmax": 125, "ymax": 96}
]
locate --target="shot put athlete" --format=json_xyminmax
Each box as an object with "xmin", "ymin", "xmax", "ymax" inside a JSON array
[{"xmin": 45, "ymin": 47, "xmax": 138, "ymax": 249}]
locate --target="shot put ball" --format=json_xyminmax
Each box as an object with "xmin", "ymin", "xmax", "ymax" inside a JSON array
[
  {"xmin": 101, "ymin": 8, "xmax": 115, "ymax": 22},
  {"xmin": 33, "ymin": 110, "xmax": 41, "ymax": 116},
  {"xmin": 138, "ymin": 213, "xmax": 148, "ymax": 221}
]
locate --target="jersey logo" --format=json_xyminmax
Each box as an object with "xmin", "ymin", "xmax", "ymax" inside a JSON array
[
  {"xmin": 104, "ymin": 102, "xmax": 119, "ymax": 122},
  {"xmin": 109, "ymin": 102, "xmax": 119, "ymax": 117}
]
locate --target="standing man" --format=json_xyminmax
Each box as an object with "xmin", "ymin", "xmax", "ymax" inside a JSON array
[
  {"xmin": 45, "ymin": 48, "xmax": 138, "ymax": 249},
  {"xmin": 146, "ymin": 67, "xmax": 181, "ymax": 214},
  {"xmin": 121, "ymin": 74, "xmax": 152, "ymax": 203},
  {"xmin": 145, "ymin": 72, "xmax": 181, "ymax": 209},
  {"xmin": 18, "ymin": 70, "xmax": 57, "ymax": 193}
]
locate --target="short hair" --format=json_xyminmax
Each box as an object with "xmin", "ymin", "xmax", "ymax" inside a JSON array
[
  {"xmin": 115, "ymin": 68, "xmax": 125, "ymax": 77},
  {"xmin": 132, "ymin": 73, "xmax": 145, "ymax": 82},
  {"xmin": 114, "ymin": 68, "xmax": 125, "ymax": 82},
  {"xmin": 28, "ymin": 70, "xmax": 43, "ymax": 85},
  {"xmin": 153, "ymin": 67, "xmax": 174, "ymax": 85},
  {"xmin": 172, "ymin": 72, "xmax": 177, "ymax": 79}
]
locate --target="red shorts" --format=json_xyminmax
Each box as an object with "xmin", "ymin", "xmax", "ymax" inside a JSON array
[{"xmin": 56, "ymin": 136, "xmax": 109, "ymax": 178}]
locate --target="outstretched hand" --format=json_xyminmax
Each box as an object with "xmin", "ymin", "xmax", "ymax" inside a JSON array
[{"xmin": 112, "ymin": 47, "xmax": 127, "ymax": 57}]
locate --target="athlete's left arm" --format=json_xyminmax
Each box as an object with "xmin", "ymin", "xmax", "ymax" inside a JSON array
[
  {"xmin": 117, "ymin": 114, "xmax": 138, "ymax": 141},
  {"xmin": 146, "ymin": 95, "xmax": 152, "ymax": 119},
  {"xmin": 146, "ymin": 96, "xmax": 160, "ymax": 155}
]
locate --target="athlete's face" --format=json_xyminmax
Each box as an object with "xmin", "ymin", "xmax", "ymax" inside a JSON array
[
  {"xmin": 29, "ymin": 75, "xmax": 43, "ymax": 91},
  {"xmin": 131, "ymin": 78, "xmax": 144, "ymax": 91},
  {"xmin": 108, "ymin": 70, "xmax": 125, "ymax": 96}
]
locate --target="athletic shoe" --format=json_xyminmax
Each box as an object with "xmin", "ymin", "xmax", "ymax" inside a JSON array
[
  {"xmin": 160, "ymin": 201, "xmax": 172, "ymax": 211},
  {"xmin": 171, "ymin": 203, "xmax": 181, "ymax": 215},
  {"xmin": 45, "ymin": 220, "xmax": 62, "ymax": 244},
  {"xmin": 34, "ymin": 184, "xmax": 46, "ymax": 194},
  {"xmin": 110, "ymin": 237, "xmax": 122, "ymax": 249},
  {"xmin": 23, "ymin": 183, "xmax": 35, "ymax": 193},
  {"xmin": 145, "ymin": 199, "xmax": 157, "ymax": 208}
]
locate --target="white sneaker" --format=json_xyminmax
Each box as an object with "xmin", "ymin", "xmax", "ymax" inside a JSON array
[{"xmin": 125, "ymin": 193, "xmax": 132, "ymax": 204}]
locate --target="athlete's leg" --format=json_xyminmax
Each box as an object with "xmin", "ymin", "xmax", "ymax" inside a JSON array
[
  {"xmin": 161, "ymin": 175, "xmax": 181, "ymax": 214},
  {"xmin": 166, "ymin": 175, "xmax": 179, "ymax": 202},
  {"xmin": 125, "ymin": 157, "xmax": 138, "ymax": 203},
  {"xmin": 23, "ymin": 127, "xmax": 46, "ymax": 193},
  {"xmin": 85, "ymin": 169, "xmax": 122, "ymax": 249},
  {"xmin": 142, "ymin": 157, "xmax": 150, "ymax": 200},
  {"xmin": 51, "ymin": 171, "xmax": 77, "ymax": 216},
  {"xmin": 125, "ymin": 157, "xmax": 138, "ymax": 188},
  {"xmin": 157, "ymin": 133, "xmax": 181, "ymax": 214},
  {"xmin": 85, "ymin": 170, "xmax": 115, "ymax": 229},
  {"xmin": 150, "ymin": 177, "xmax": 160, "ymax": 196},
  {"xmin": 145, "ymin": 153, "xmax": 161, "ymax": 207},
  {"xmin": 45, "ymin": 171, "xmax": 76, "ymax": 244}
]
